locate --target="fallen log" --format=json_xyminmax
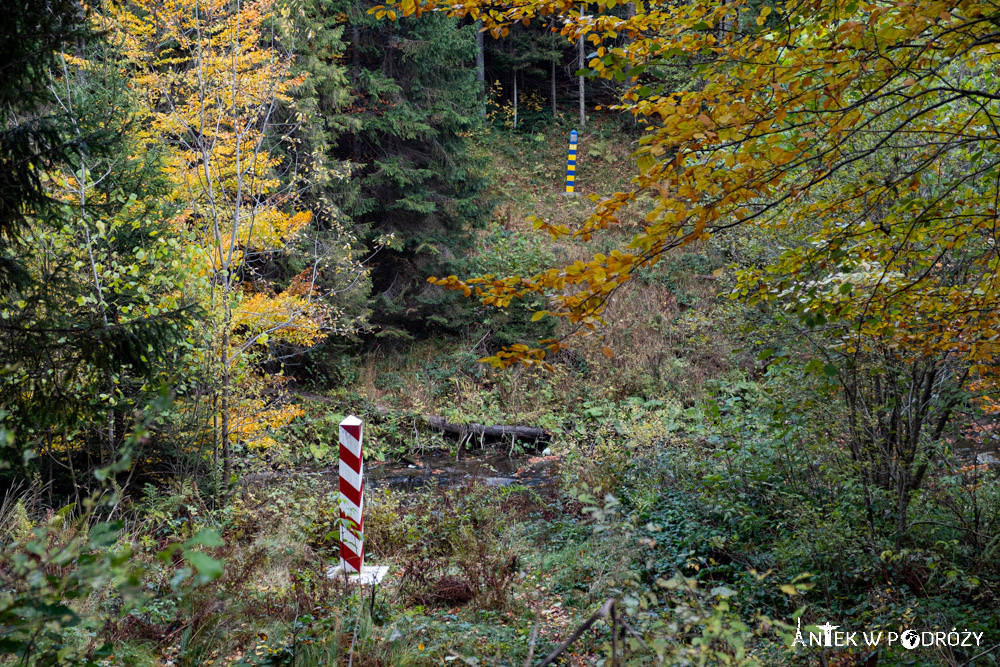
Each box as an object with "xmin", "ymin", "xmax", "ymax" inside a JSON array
[{"xmin": 423, "ymin": 416, "xmax": 549, "ymax": 443}]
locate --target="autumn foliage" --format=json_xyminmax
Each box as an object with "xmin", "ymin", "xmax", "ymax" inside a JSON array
[
  {"xmin": 106, "ymin": 0, "xmax": 350, "ymax": 459},
  {"xmin": 360, "ymin": 0, "xmax": 1000, "ymax": 382}
]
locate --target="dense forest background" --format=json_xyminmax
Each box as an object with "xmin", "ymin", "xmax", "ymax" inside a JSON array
[{"xmin": 3, "ymin": 0, "xmax": 1000, "ymax": 664}]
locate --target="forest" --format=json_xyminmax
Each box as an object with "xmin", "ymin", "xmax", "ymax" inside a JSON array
[{"xmin": 2, "ymin": 0, "xmax": 1000, "ymax": 664}]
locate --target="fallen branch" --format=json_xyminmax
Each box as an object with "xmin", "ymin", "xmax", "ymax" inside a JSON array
[
  {"xmin": 269, "ymin": 394, "xmax": 552, "ymax": 445},
  {"xmin": 524, "ymin": 613, "xmax": 540, "ymax": 667},
  {"xmin": 423, "ymin": 415, "xmax": 550, "ymax": 443},
  {"xmin": 537, "ymin": 598, "xmax": 650, "ymax": 667},
  {"xmin": 538, "ymin": 598, "xmax": 614, "ymax": 667}
]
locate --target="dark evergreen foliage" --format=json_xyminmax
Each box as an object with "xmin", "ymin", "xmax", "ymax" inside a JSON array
[
  {"xmin": 0, "ymin": 30, "xmax": 195, "ymax": 488},
  {"xmin": 313, "ymin": 5, "xmax": 492, "ymax": 339},
  {"xmin": 0, "ymin": 0, "xmax": 91, "ymax": 289}
]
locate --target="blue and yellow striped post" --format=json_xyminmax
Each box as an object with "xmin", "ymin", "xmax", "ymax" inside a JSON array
[{"xmin": 565, "ymin": 129, "xmax": 578, "ymax": 194}]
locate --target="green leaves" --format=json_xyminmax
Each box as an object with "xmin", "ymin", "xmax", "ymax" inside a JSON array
[
  {"xmin": 187, "ymin": 529, "xmax": 225, "ymax": 548},
  {"xmin": 779, "ymin": 573, "xmax": 815, "ymax": 596},
  {"xmin": 156, "ymin": 529, "xmax": 226, "ymax": 590},
  {"xmin": 802, "ymin": 358, "xmax": 838, "ymax": 378},
  {"xmin": 186, "ymin": 551, "xmax": 224, "ymax": 584},
  {"xmin": 1, "ymin": 511, "xmax": 140, "ymax": 665},
  {"xmin": 308, "ymin": 442, "xmax": 330, "ymax": 460},
  {"xmin": 87, "ymin": 521, "xmax": 123, "ymax": 549}
]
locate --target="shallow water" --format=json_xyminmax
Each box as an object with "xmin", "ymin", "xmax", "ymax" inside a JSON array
[
  {"xmin": 363, "ymin": 453, "xmax": 559, "ymax": 491},
  {"xmin": 952, "ymin": 437, "xmax": 1000, "ymax": 467}
]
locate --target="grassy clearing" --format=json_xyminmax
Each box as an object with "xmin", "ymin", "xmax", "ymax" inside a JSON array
[{"xmin": 319, "ymin": 117, "xmax": 736, "ymax": 461}]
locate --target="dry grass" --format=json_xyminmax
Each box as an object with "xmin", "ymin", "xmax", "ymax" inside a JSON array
[
  {"xmin": 475, "ymin": 123, "xmax": 736, "ymax": 398},
  {"xmin": 348, "ymin": 120, "xmax": 740, "ymax": 428}
]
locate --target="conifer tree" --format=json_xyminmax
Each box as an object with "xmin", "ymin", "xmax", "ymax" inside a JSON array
[
  {"xmin": 0, "ymin": 15, "xmax": 195, "ymax": 492},
  {"xmin": 305, "ymin": 3, "xmax": 491, "ymax": 338},
  {"xmin": 0, "ymin": 0, "xmax": 89, "ymax": 289}
]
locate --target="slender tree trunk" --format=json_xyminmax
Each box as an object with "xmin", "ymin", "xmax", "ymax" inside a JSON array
[
  {"xmin": 221, "ymin": 308, "xmax": 231, "ymax": 486},
  {"xmin": 352, "ymin": 22, "xmax": 361, "ymax": 161},
  {"xmin": 513, "ymin": 71, "xmax": 518, "ymax": 129},
  {"xmin": 626, "ymin": 2, "xmax": 638, "ymax": 125},
  {"xmin": 106, "ymin": 376, "xmax": 115, "ymax": 467},
  {"xmin": 475, "ymin": 21, "xmax": 485, "ymax": 118},
  {"xmin": 352, "ymin": 24, "xmax": 361, "ymax": 85},
  {"xmin": 212, "ymin": 392, "xmax": 219, "ymax": 471},
  {"xmin": 896, "ymin": 474, "xmax": 910, "ymax": 541},
  {"xmin": 67, "ymin": 440, "xmax": 80, "ymax": 507},
  {"xmin": 47, "ymin": 432, "xmax": 54, "ymax": 506},
  {"xmin": 578, "ymin": 35, "xmax": 585, "ymax": 127},
  {"xmin": 551, "ymin": 58, "xmax": 557, "ymax": 117},
  {"xmin": 61, "ymin": 52, "xmax": 117, "ymax": 470}
]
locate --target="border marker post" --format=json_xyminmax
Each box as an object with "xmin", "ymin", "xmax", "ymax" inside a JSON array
[
  {"xmin": 564, "ymin": 129, "xmax": 579, "ymax": 195},
  {"xmin": 327, "ymin": 415, "xmax": 388, "ymax": 585}
]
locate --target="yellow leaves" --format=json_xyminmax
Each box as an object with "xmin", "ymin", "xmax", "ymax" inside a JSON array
[
  {"xmin": 111, "ymin": 0, "xmax": 320, "ymax": 286},
  {"xmin": 233, "ymin": 289, "xmax": 330, "ymax": 348},
  {"xmin": 228, "ymin": 399, "xmax": 305, "ymax": 448},
  {"xmin": 239, "ymin": 209, "xmax": 313, "ymax": 250},
  {"xmin": 529, "ymin": 215, "xmax": 572, "ymax": 239}
]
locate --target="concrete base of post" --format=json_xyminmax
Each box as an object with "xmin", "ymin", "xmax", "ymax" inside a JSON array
[
  {"xmin": 326, "ymin": 564, "xmax": 389, "ymax": 586},
  {"xmin": 562, "ymin": 191, "xmax": 580, "ymax": 197}
]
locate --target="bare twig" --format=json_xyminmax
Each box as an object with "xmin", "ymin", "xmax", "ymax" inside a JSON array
[
  {"xmin": 537, "ymin": 598, "xmax": 616, "ymax": 667},
  {"xmin": 347, "ymin": 587, "xmax": 365, "ymax": 667},
  {"xmin": 956, "ymin": 642, "xmax": 1000, "ymax": 667},
  {"xmin": 524, "ymin": 613, "xmax": 540, "ymax": 667}
]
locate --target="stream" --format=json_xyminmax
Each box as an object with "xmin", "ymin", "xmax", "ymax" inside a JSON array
[{"xmin": 363, "ymin": 453, "xmax": 560, "ymax": 491}]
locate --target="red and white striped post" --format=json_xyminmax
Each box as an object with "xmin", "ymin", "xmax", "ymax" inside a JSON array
[
  {"xmin": 338, "ymin": 415, "xmax": 365, "ymax": 573},
  {"xmin": 330, "ymin": 415, "xmax": 388, "ymax": 585}
]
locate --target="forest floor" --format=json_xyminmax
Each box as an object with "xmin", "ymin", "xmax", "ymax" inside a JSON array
[
  {"xmin": 78, "ymin": 116, "xmax": 673, "ymax": 666},
  {"xmin": 19, "ymin": 116, "xmax": 998, "ymax": 666}
]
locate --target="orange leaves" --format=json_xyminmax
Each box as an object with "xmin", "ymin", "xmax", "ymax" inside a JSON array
[
  {"xmin": 227, "ymin": 398, "xmax": 305, "ymax": 448},
  {"xmin": 400, "ymin": 0, "xmax": 1000, "ymax": 374},
  {"xmin": 233, "ymin": 287, "xmax": 331, "ymax": 348},
  {"xmin": 284, "ymin": 269, "xmax": 320, "ymax": 297}
]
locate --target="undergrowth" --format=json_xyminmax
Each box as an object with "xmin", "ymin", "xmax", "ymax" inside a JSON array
[{"xmin": 4, "ymin": 121, "xmax": 999, "ymax": 667}]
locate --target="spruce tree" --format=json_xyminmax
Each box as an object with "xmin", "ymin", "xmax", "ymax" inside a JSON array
[
  {"xmin": 0, "ymin": 14, "xmax": 194, "ymax": 493},
  {"xmin": 300, "ymin": 3, "xmax": 491, "ymax": 339},
  {"xmin": 0, "ymin": 0, "xmax": 89, "ymax": 289}
]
